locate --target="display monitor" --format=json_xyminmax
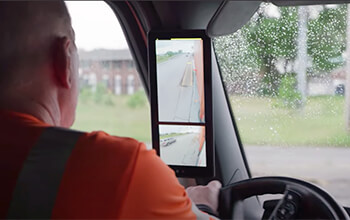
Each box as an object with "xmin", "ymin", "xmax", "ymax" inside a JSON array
[{"xmin": 148, "ymin": 30, "xmax": 214, "ymax": 177}]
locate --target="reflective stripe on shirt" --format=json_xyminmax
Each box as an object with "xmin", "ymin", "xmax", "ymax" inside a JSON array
[{"xmin": 7, "ymin": 127, "xmax": 82, "ymax": 218}]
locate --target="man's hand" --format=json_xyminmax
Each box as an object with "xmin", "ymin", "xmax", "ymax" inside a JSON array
[{"xmin": 186, "ymin": 180, "xmax": 222, "ymax": 215}]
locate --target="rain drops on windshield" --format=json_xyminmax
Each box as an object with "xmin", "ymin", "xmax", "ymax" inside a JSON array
[{"xmin": 214, "ymin": 3, "xmax": 350, "ymax": 206}]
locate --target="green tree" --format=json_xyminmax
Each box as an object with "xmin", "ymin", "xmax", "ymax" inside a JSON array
[
  {"xmin": 308, "ymin": 5, "xmax": 347, "ymax": 73},
  {"xmin": 214, "ymin": 4, "xmax": 348, "ymax": 97},
  {"xmin": 214, "ymin": 5, "xmax": 299, "ymax": 96},
  {"xmin": 244, "ymin": 6, "xmax": 298, "ymax": 96},
  {"xmin": 127, "ymin": 90, "xmax": 147, "ymax": 108}
]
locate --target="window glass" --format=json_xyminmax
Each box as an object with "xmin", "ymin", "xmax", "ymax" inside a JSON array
[
  {"xmin": 214, "ymin": 3, "xmax": 350, "ymax": 206},
  {"xmin": 66, "ymin": 1, "xmax": 151, "ymax": 145}
]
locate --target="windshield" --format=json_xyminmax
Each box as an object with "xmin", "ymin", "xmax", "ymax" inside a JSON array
[{"xmin": 214, "ymin": 3, "xmax": 350, "ymax": 206}]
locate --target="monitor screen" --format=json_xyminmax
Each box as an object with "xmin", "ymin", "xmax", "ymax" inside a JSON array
[
  {"xmin": 159, "ymin": 124, "xmax": 206, "ymax": 167},
  {"xmin": 156, "ymin": 38, "xmax": 205, "ymax": 123}
]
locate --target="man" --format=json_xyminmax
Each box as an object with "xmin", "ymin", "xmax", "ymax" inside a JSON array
[{"xmin": 0, "ymin": 1, "xmax": 221, "ymax": 218}]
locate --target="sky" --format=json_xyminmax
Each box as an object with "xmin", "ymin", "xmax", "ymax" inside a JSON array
[
  {"xmin": 156, "ymin": 40, "xmax": 196, "ymax": 55},
  {"xmin": 65, "ymin": 1, "xmax": 128, "ymax": 51},
  {"xmin": 65, "ymin": 2, "xmax": 341, "ymax": 52}
]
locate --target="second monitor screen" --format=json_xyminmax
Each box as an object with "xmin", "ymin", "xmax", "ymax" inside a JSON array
[
  {"xmin": 159, "ymin": 125, "xmax": 206, "ymax": 167},
  {"xmin": 156, "ymin": 39, "xmax": 205, "ymax": 123}
]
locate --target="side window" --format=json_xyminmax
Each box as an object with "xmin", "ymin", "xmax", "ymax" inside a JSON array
[{"xmin": 66, "ymin": 1, "xmax": 151, "ymax": 145}]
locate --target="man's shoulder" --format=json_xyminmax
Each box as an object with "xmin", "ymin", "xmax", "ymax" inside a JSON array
[
  {"xmin": 50, "ymin": 127, "xmax": 140, "ymax": 145},
  {"xmin": 81, "ymin": 130, "xmax": 142, "ymax": 148},
  {"xmin": 47, "ymin": 127, "xmax": 144, "ymax": 155},
  {"xmin": 77, "ymin": 129, "xmax": 145, "ymax": 157}
]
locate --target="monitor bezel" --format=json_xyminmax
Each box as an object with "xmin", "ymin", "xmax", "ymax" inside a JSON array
[{"xmin": 148, "ymin": 29, "xmax": 214, "ymax": 177}]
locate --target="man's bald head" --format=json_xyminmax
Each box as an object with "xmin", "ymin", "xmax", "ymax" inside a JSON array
[
  {"xmin": 0, "ymin": 1, "xmax": 80, "ymax": 127},
  {"xmin": 0, "ymin": 1, "xmax": 73, "ymax": 84}
]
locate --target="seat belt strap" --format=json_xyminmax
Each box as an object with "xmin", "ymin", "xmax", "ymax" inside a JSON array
[{"xmin": 7, "ymin": 127, "xmax": 83, "ymax": 218}]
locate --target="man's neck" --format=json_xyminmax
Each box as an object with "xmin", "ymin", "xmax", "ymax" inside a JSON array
[{"xmin": 0, "ymin": 89, "xmax": 61, "ymax": 126}]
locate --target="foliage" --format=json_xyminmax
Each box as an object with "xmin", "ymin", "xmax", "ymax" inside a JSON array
[
  {"xmin": 73, "ymin": 95, "xmax": 151, "ymax": 143},
  {"xmin": 214, "ymin": 29, "xmax": 260, "ymax": 95},
  {"xmin": 214, "ymin": 5, "xmax": 299, "ymax": 96},
  {"xmin": 127, "ymin": 90, "xmax": 147, "ymax": 108},
  {"xmin": 156, "ymin": 50, "xmax": 184, "ymax": 63},
  {"xmin": 241, "ymin": 6, "xmax": 298, "ymax": 96},
  {"xmin": 214, "ymin": 4, "xmax": 348, "ymax": 96},
  {"xmin": 79, "ymin": 83, "xmax": 115, "ymax": 106},
  {"xmin": 277, "ymin": 74, "xmax": 302, "ymax": 108},
  {"xmin": 245, "ymin": 6, "xmax": 298, "ymax": 63},
  {"xmin": 308, "ymin": 5, "xmax": 347, "ymax": 72},
  {"xmin": 74, "ymin": 93, "xmax": 349, "ymax": 146},
  {"xmin": 79, "ymin": 87, "xmax": 93, "ymax": 104},
  {"xmin": 95, "ymin": 83, "xmax": 115, "ymax": 106}
]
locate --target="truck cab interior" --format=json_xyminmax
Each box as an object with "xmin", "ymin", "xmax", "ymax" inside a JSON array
[{"xmin": 66, "ymin": 1, "xmax": 350, "ymax": 219}]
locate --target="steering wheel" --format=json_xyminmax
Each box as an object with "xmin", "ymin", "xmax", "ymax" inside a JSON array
[{"xmin": 218, "ymin": 176, "xmax": 349, "ymax": 220}]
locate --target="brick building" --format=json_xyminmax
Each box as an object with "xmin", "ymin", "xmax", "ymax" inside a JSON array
[{"xmin": 78, "ymin": 49, "xmax": 142, "ymax": 95}]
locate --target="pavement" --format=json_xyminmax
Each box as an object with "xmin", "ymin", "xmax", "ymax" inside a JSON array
[
  {"xmin": 160, "ymin": 133, "xmax": 202, "ymax": 166},
  {"xmin": 157, "ymin": 54, "xmax": 201, "ymax": 122},
  {"xmin": 245, "ymin": 145, "xmax": 350, "ymax": 207}
]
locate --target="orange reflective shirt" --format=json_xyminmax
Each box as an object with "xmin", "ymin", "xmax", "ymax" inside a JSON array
[{"xmin": 0, "ymin": 111, "xmax": 206, "ymax": 218}]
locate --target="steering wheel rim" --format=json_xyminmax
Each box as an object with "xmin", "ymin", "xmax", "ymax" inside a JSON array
[{"xmin": 218, "ymin": 176, "xmax": 349, "ymax": 220}]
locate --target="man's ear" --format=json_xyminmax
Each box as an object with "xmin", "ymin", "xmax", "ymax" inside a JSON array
[{"xmin": 52, "ymin": 36, "xmax": 72, "ymax": 89}]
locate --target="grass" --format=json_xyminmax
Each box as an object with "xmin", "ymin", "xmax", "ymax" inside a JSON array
[
  {"xmin": 156, "ymin": 53, "xmax": 180, "ymax": 63},
  {"xmin": 160, "ymin": 133, "xmax": 185, "ymax": 139},
  {"xmin": 72, "ymin": 95, "xmax": 152, "ymax": 143},
  {"xmin": 230, "ymin": 95, "xmax": 350, "ymax": 147},
  {"xmin": 156, "ymin": 55, "xmax": 172, "ymax": 63},
  {"xmin": 71, "ymin": 92, "xmax": 350, "ymax": 147}
]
